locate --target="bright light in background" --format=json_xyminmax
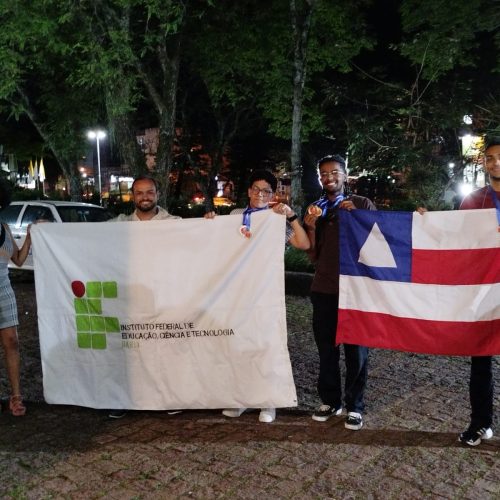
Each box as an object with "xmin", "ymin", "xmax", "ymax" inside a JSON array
[
  {"xmin": 463, "ymin": 115, "xmax": 473, "ymax": 125},
  {"xmin": 460, "ymin": 134, "xmax": 483, "ymax": 158},
  {"xmin": 87, "ymin": 130, "xmax": 106, "ymax": 140},
  {"xmin": 448, "ymin": 162, "xmax": 455, "ymax": 168},
  {"xmin": 459, "ymin": 183, "xmax": 473, "ymax": 196},
  {"xmin": 87, "ymin": 129, "xmax": 106, "ymax": 205}
]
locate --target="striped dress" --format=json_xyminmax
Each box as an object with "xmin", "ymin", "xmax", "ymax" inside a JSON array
[{"xmin": 0, "ymin": 224, "xmax": 18, "ymax": 329}]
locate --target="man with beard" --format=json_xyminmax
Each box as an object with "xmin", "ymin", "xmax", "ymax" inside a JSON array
[
  {"xmin": 457, "ymin": 136, "xmax": 500, "ymax": 446},
  {"xmin": 113, "ymin": 175, "xmax": 180, "ymax": 221},
  {"xmin": 304, "ymin": 154, "xmax": 375, "ymax": 431},
  {"xmin": 109, "ymin": 175, "xmax": 180, "ymax": 418}
]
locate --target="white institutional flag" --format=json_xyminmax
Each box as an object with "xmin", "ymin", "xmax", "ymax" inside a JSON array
[{"xmin": 31, "ymin": 211, "xmax": 297, "ymax": 410}]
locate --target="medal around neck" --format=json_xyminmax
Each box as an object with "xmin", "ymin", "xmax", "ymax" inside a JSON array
[
  {"xmin": 308, "ymin": 205, "xmax": 322, "ymax": 216},
  {"xmin": 239, "ymin": 225, "xmax": 252, "ymax": 238}
]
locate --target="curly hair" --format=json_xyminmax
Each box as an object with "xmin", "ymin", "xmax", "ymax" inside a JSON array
[{"xmin": 248, "ymin": 169, "xmax": 278, "ymax": 192}]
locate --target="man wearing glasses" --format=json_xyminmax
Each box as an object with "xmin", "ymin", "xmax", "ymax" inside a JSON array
[
  {"xmin": 206, "ymin": 169, "xmax": 309, "ymax": 423},
  {"xmin": 231, "ymin": 169, "xmax": 310, "ymax": 248},
  {"xmin": 304, "ymin": 154, "xmax": 376, "ymax": 431}
]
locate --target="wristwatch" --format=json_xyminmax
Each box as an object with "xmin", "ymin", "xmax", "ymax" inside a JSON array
[{"xmin": 286, "ymin": 214, "xmax": 298, "ymax": 223}]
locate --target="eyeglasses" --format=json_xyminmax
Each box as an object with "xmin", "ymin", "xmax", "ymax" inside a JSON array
[
  {"xmin": 319, "ymin": 170, "xmax": 344, "ymax": 179},
  {"xmin": 250, "ymin": 186, "xmax": 273, "ymax": 197}
]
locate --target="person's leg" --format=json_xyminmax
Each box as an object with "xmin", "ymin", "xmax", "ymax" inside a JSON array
[
  {"xmin": 469, "ymin": 356, "xmax": 493, "ymax": 429},
  {"xmin": 0, "ymin": 326, "xmax": 21, "ymax": 396},
  {"xmin": 344, "ymin": 344, "xmax": 369, "ymax": 414},
  {"xmin": 343, "ymin": 344, "xmax": 368, "ymax": 430},
  {"xmin": 311, "ymin": 292, "xmax": 341, "ymax": 408},
  {"xmin": 459, "ymin": 356, "xmax": 494, "ymax": 445},
  {"xmin": 0, "ymin": 326, "xmax": 26, "ymax": 416}
]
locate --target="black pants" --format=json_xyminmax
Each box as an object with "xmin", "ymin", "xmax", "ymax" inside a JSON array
[
  {"xmin": 311, "ymin": 291, "xmax": 368, "ymax": 413},
  {"xmin": 470, "ymin": 356, "xmax": 494, "ymax": 428}
]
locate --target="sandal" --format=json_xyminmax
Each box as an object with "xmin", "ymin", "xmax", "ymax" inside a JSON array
[{"xmin": 9, "ymin": 395, "xmax": 26, "ymax": 416}]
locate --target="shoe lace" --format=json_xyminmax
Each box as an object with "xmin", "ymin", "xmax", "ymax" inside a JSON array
[
  {"xmin": 318, "ymin": 404, "xmax": 331, "ymax": 412},
  {"xmin": 347, "ymin": 412, "xmax": 362, "ymax": 419}
]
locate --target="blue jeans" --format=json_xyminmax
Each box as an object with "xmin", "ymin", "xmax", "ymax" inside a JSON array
[
  {"xmin": 470, "ymin": 356, "xmax": 494, "ymax": 428},
  {"xmin": 311, "ymin": 292, "xmax": 368, "ymax": 413}
]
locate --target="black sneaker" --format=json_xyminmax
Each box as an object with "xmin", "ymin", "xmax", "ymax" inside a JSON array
[
  {"xmin": 312, "ymin": 404, "xmax": 342, "ymax": 422},
  {"xmin": 345, "ymin": 412, "xmax": 363, "ymax": 430},
  {"xmin": 108, "ymin": 410, "xmax": 127, "ymax": 419},
  {"xmin": 458, "ymin": 425, "xmax": 493, "ymax": 446}
]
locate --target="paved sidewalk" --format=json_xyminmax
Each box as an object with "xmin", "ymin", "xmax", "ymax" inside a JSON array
[{"xmin": 0, "ymin": 274, "xmax": 498, "ymax": 499}]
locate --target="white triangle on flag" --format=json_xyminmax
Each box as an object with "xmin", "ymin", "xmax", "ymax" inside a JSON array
[{"xmin": 358, "ymin": 222, "xmax": 397, "ymax": 268}]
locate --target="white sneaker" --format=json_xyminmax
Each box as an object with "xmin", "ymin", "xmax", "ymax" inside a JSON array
[
  {"xmin": 345, "ymin": 411, "xmax": 363, "ymax": 430},
  {"xmin": 259, "ymin": 408, "xmax": 276, "ymax": 423},
  {"xmin": 222, "ymin": 408, "xmax": 247, "ymax": 418}
]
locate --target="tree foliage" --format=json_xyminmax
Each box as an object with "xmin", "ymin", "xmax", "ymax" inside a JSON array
[
  {"xmin": 0, "ymin": 0, "xmax": 104, "ymax": 197},
  {"xmin": 0, "ymin": 0, "xmax": 498, "ymax": 210}
]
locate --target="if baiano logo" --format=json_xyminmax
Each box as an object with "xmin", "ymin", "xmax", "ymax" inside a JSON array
[{"xmin": 72, "ymin": 280, "xmax": 120, "ymax": 349}]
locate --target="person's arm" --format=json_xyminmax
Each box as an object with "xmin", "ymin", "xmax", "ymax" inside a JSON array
[
  {"xmin": 287, "ymin": 217, "xmax": 310, "ymax": 250},
  {"xmin": 272, "ymin": 203, "xmax": 310, "ymax": 250},
  {"xmin": 459, "ymin": 195, "xmax": 474, "ymax": 210},
  {"xmin": 8, "ymin": 224, "xmax": 32, "ymax": 267},
  {"xmin": 303, "ymin": 208, "xmax": 320, "ymax": 262}
]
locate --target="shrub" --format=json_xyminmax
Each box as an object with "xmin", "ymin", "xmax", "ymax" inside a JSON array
[{"xmin": 284, "ymin": 246, "xmax": 314, "ymax": 273}]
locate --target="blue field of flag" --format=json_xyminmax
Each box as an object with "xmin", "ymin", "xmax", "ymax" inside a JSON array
[{"xmin": 339, "ymin": 210, "xmax": 413, "ymax": 283}]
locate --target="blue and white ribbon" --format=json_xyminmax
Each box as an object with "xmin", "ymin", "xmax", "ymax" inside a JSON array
[
  {"xmin": 312, "ymin": 194, "xmax": 345, "ymax": 217},
  {"xmin": 241, "ymin": 206, "xmax": 268, "ymax": 230}
]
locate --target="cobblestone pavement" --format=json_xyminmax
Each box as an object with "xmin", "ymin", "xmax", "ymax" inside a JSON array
[{"xmin": 0, "ymin": 272, "xmax": 498, "ymax": 499}]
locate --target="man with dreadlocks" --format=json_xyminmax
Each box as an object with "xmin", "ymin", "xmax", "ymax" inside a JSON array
[{"xmin": 304, "ymin": 154, "xmax": 376, "ymax": 431}]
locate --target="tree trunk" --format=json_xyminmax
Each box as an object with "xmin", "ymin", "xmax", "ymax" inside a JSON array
[
  {"xmin": 141, "ymin": 35, "xmax": 183, "ymax": 209},
  {"xmin": 155, "ymin": 69, "xmax": 179, "ymax": 208},
  {"xmin": 290, "ymin": 0, "xmax": 316, "ymax": 213},
  {"xmin": 106, "ymin": 90, "xmax": 147, "ymax": 178}
]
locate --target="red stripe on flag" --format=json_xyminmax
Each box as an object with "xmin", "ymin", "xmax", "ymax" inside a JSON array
[
  {"xmin": 337, "ymin": 309, "xmax": 500, "ymax": 356},
  {"xmin": 412, "ymin": 248, "xmax": 500, "ymax": 285}
]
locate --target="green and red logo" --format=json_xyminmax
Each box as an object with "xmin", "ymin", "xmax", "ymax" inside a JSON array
[{"xmin": 72, "ymin": 280, "xmax": 120, "ymax": 349}]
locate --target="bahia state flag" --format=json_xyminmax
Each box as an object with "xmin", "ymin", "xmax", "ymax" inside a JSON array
[{"xmin": 337, "ymin": 208, "xmax": 500, "ymax": 356}]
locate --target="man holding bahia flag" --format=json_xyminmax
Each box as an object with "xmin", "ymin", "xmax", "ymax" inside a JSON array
[
  {"xmin": 304, "ymin": 154, "xmax": 376, "ymax": 431},
  {"xmin": 457, "ymin": 136, "xmax": 500, "ymax": 446},
  {"xmin": 334, "ymin": 139, "xmax": 499, "ymax": 447}
]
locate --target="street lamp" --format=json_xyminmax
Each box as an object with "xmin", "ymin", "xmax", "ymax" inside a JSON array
[{"xmin": 87, "ymin": 129, "xmax": 106, "ymax": 204}]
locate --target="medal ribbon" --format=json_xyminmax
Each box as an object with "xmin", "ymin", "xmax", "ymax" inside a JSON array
[
  {"xmin": 241, "ymin": 206, "xmax": 268, "ymax": 231},
  {"xmin": 487, "ymin": 186, "xmax": 500, "ymax": 228},
  {"xmin": 312, "ymin": 194, "xmax": 345, "ymax": 217}
]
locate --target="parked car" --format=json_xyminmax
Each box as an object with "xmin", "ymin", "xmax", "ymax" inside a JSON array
[{"xmin": 0, "ymin": 200, "xmax": 113, "ymax": 270}]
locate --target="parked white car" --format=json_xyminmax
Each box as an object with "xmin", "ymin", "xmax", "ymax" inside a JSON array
[{"xmin": 0, "ymin": 200, "xmax": 113, "ymax": 270}]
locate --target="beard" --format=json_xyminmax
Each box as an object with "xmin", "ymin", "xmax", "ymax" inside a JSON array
[
  {"xmin": 323, "ymin": 181, "xmax": 344, "ymax": 195},
  {"xmin": 136, "ymin": 201, "xmax": 157, "ymax": 213}
]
